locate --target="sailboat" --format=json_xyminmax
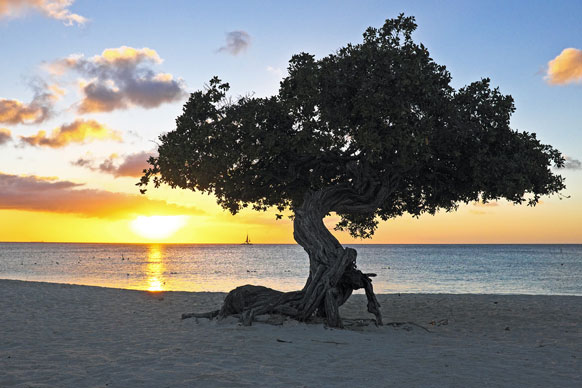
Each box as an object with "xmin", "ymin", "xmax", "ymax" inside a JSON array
[{"xmin": 242, "ymin": 233, "xmax": 252, "ymax": 245}]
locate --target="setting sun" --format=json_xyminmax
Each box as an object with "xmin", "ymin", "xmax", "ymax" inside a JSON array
[{"xmin": 130, "ymin": 215, "xmax": 188, "ymax": 240}]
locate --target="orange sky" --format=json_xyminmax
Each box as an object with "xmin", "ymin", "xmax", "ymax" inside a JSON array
[{"xmin": 0, "ymin": 186, "xmax": 580, "ymax": 244}]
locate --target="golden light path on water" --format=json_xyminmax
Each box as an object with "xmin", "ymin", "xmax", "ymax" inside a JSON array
[{"xmin": 146, "ymin": 245, "xmax": 165, "ymax": 292}]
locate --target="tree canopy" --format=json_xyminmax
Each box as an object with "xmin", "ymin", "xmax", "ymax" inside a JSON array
[{"xmin": 140, "ymin": 14, "xmax": 565, "ymax": 239}]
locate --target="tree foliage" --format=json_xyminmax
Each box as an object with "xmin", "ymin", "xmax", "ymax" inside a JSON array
[{"xmin": 140, "ymin": 14, "xmax": 565, "ymax": 238}]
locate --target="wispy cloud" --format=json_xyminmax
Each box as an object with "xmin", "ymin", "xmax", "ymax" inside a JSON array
[
  {"xmin": 0, "ymin": 82, "xmax": 62, "ymax": 125},
  {"xmin": 564, "ymin": 156, "xmax": 582, "ymax": 170},
  {"xmin": 472, "ymin": 201, "xmax": 499, "ymax": 208},
  {"xmin": 546, "ymin": 48, "xmax": 582, "ymax": 85},
  {"xmin": 49, "ymin": 46, "xmax": 187, "ymax": 113},
  {"xmin": 20, "ymin": 119, "xmax": 121, "ymax": 148},
  {"xmin": 0, "ymin": 0, "xmax": 87, "ymax": 25},
  {"xmin": 266, "ymin": 66, "xmax": 285, "ymax": 78},
  {"xmin": 0, "ymin": 172, "xmax": 203, "ymax": 218},
  {"xmin": 469, "ymin": 201, "xmax": 498, "ymax": 215},
  {"xmin": 218, "ymin": 31, "xmax": 251, "ymax": 55},
  {"xmin": 72, "ymin": 150, "xmax": 154, "ymax": 177},
  {"xmin": 0, "ymin": 128, "xmax": 12, "ymax": 144}
]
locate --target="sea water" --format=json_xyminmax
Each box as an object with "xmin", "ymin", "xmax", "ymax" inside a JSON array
[{"xmin": 0, "ymin": 243, "xmax": 580, "ymax": 295}]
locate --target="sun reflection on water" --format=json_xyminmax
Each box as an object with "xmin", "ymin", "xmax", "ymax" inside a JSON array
[{"xmin": 146, "ymin": 245, "xmax": 165, "ymax": 292}]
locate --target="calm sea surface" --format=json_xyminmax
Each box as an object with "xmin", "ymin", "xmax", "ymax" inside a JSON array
[{"xmin": 0, "ymin": 243, "xmax": 580, "ymax": 295}]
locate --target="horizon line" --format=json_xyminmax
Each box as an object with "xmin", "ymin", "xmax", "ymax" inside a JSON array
[{"xmin": 1, "ymin": 241, "xmax": 581, "ymax": 245}]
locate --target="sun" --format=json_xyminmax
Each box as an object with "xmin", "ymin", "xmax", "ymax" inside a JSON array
[{"xmin": 130, "ymin": 215, "xmax": 188, "ymax": 240}]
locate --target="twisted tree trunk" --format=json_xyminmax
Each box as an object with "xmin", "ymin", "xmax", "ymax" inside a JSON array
[
  {"xmin": 190, "ymin": 182, "xmax": 385, "ymax": 328},
  {"xmin": 292, "ymin": 189, "xmax": 383, "ymax": 328}
]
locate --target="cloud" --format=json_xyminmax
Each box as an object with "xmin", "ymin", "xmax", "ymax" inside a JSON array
[
  {"xmin": 0, "ymin": 128, "xmax": 12, "ymax": 144},
  {"xmin": 20, "ymin": 119, "xmax": 121, "ymax": 148},
  {"xmin": 0, "ymin": 172, "xmax": 203, "ymax": 218},
  {"xmin": 0, "ymin": 0, "xmax": 87, "ymax": 25},
  {"xmin": 469, "ymin": 201, "xmax": 498, "ymax": 215},
  {"xmin": 101, "ymin": 151, "xmax": 153, "ymax": 177},
  {"xmin": 266, "ymin": 66, "xmax": 285, "ymax": 78},
  {"xmin": 472, "ymin": 201, "xmax": 499, "ymax": 208},
  {"xmin": 564, "ymin": 156, "xmax": 582, "ymax": 170},
  {"xmin": 0, "ymin": 82, "xmax": 61, "ymax": 124},
  {"xmin": 72, "ymin": 150, "xmax": 154, "ymax": 177},
  {"xmin": 218, "ymin": 31, "xmax": 251, "ymax": 55},
  {"xmin": 49, "ymin": 46, "xmax": 186, "ymax": 113},
  {"xmin": 546, "ymin": 48, "xmax": 582, "ymax": 85},
  {"xmin": 71, "ymin": 156, "xmax": 92, "ymax": 167}
]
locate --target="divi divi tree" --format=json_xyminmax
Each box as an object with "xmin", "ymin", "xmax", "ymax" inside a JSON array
[{"xmin": 139, "ymin": 15, "xmax": 565, "ymax": 327}]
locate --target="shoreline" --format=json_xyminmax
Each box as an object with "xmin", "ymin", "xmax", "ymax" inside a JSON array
[
  {"xmin": 1, "ymin": 279, "xmax": 580, "ymax": 387},
  {"xmin": 3, "ymin": 277, "xmax": 582, "ymax": 297}
]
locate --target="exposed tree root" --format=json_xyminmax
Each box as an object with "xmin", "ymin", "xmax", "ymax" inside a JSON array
[{"xmin": 181, "ymin": 269, "xmax": 382, "ymax": 328}]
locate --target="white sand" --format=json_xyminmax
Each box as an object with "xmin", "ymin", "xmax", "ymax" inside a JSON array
[{"xmin": 0, "ymin": 279, "xmax": 580, "ymax": 387}]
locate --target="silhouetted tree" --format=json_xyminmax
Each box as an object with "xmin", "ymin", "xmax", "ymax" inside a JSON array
[{"xmin": 140, "ymin": 15, "xmax": 565, "ymax": 327}]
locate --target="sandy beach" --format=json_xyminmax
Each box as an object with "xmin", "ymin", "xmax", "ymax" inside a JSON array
[{"xmin": 0, "ymin": 279, "xmax": 580, "ymax": 387}]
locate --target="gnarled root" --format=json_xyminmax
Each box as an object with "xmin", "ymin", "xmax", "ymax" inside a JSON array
[{"xmin": 181, "ymin": 265, "xmax": 382, "ymax": 328}]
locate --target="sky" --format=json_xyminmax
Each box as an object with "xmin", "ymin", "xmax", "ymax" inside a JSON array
[{"xmin": 0, "ymin": 0, "xmax": 581, "ymax": 244}]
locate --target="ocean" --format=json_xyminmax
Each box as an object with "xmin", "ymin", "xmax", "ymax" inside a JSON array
[{"xmin": 0, "ymin": 243, "xmax": 580, "ymax": 295}]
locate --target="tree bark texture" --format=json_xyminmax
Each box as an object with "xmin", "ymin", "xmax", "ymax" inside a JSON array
[{"xmin": 210, "ymin": 184, "xmax": 385, "ymax": 328}]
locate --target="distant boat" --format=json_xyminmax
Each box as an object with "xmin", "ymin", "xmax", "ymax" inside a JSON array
[{"xmin": 242, "ymin": 233, "xmax": 252, "ymax": 245}]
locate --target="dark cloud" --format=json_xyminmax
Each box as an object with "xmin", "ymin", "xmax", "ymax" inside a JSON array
[
  {"xmin": 109, "ymin": 151, "xmax": 152, "ymax": 177},
  {"xmin": 79, "ymin": 82, "xmax": 127, "ymax": 113},
  {"xmin": 0, "ymin": 128, "xmax": 12, "ymax": 145},
  {"xmin": 0, "ymin": 172, "xmax": 203, "ymax": 218},
  {"xmin": 20, "ymin": 119, "xmax": 121, "ymax": 148},
  {"xmin": 49, "ymin": 46, "xmax": 187, "ymax": 113},
  {"xmin": 218, "ymin": 31, "xmax": 251, "ymax": 55},
  {"xmin": 71, "ymin": 156, "xmax": 92, "ymax": 167},
  {"xmin": 564, "ymin": 156, "xmax": 582, "ymax": 170},
  {"xmin": 72, "ymin": 150, "xmax": 154, "ymax": 178},
  {"xmin": 0, "ymin": 0, "xmax": 87, "ymax": 26}
]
